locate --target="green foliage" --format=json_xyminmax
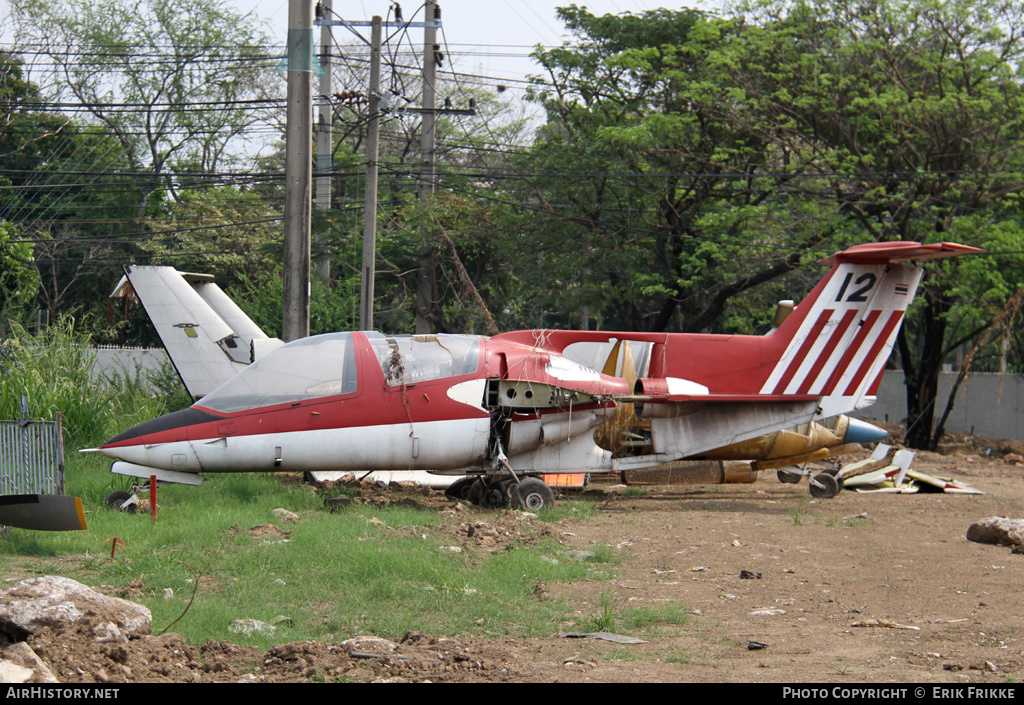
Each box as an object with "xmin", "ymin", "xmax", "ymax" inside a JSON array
[
  {"xmin": 139, "ymin": 187, "xmax": 283, "ymax": 294},
  {"xmin": 233, "ymin": 275, "xmax": 359, "ymax": 339},
  {"xmin": 516, "ymin": 5, "xmax": 848, "ymax": 333},
  {"xmin": 0, "ymin": 221, "xmax": 37, "ymax": 326}
]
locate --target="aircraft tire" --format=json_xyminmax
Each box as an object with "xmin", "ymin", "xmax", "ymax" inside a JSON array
[
  {"xmin": 823, "ymin": 467, "xmax": 845, "ymax": 491},
  {"xmin": 512, "ymin": 478, "xmax": 555, "ymax": 512},
  {"xmin": 777, "ymin": 468, "xmax": 802, "ymax": 484},
  {"xmin": 445, "ymin": 477, "xmax": 476, "ymax": 501},
  {"xmin": 808, "ymin": 472, "xmax": 840, "ymax": 499},
  {"xmin": 103, "ymin": 490, "xmax": 137, "ymax": 513},
  {"xmin": 481, "ymin": 481, "xmax": 509, "ymax": 508}
]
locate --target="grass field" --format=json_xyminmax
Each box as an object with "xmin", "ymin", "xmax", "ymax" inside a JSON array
[
  {"xmin": 1, "ymin": 324, "xmax": 625, "ymax": 649},
  {"xmin": 2, "ymin": 451, "xmax": 619, "ymax": 647}
]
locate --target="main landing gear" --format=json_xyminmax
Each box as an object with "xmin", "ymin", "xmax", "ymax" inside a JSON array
[
  {"xmin": 445, "ymin": 476, "xmax": 556, "ymax": 511},
  {"xmin": 776, "ymin": 465, "xmax": 844, "ymax": 500}
]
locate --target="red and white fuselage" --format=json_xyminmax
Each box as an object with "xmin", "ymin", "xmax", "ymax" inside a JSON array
[{"xmin": 97, "ymin": 241, "xmax": 981, "ymax": 485}]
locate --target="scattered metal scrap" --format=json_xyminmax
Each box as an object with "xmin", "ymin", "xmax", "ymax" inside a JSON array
[
  {"xmin": 560, "ymin": 632, "xmax": 648, "ymax": 645},
  {"xmin": 839, "ymin": 444, "xmax": 983, "ymax": 495}
]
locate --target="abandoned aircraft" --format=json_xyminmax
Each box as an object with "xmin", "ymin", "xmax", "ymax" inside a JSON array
[{"xmin": 91, "ymin": 241, "xmax": 980, "ymax": 510}]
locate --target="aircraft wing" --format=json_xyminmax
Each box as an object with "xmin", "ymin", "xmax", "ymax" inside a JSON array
[{"xmin": 112, "ymin": 266, "xmax": 283, "ymax": 399}]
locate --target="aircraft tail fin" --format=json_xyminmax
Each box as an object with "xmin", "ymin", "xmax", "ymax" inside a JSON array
[
  {"xmin": 111, "ymin": 266, "xmax": 284, "ymax": 399},
  {"xmin": 759, "ymin": 241, "xmax": 981, "ymax": 417}
]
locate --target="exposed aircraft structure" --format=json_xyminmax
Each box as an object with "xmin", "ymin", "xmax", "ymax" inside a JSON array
[{"xmin": 93, "ymin": 241, "xmax": 980, "ymax": 509}]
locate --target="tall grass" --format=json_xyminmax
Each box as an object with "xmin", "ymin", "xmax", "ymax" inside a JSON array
[{"xmin": 0, "ymin": 319, "xmax": 187, "ymax": 448}]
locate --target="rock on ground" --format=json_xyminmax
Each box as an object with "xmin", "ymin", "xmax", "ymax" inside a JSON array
[
  {"xmin": 0, "ymin": 576, "xmax": 151, "ymax": 640},
  {"xmin": 966, "ymin": 517, "xmax": 1024, "ymax": 546}
]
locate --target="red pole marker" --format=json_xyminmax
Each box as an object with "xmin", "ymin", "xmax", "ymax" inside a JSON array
[{"xmin": 150, "ymin": 474, "xmax": 157, "ymax": 524}]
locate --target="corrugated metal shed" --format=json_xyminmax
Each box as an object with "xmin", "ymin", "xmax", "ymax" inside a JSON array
[{"xmin": 0, "ymin": 413, "xmax": 65, "ymax": 496}]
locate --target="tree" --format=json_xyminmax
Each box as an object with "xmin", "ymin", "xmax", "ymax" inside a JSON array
[
  {"xmin": 710, "ymin": 0, "xmax": 1024, "ymax": 448},
  {"xmin": 0, "ymin": 52, "xmax": 69, "ymax": 161},
  {"xmin": 0, "ymin": 221, "xmax": 37, "ymax": 331},
  {"xmin": 515, "ymin": 6, "xmax": 846, "ymax": 333},
  {"xmin": 10, "ymin": 0, "xmax": 275, "ymax": 222},
  {"xmin": 140, "ymin": 186, "xmax": 283, "ymax": 291}
]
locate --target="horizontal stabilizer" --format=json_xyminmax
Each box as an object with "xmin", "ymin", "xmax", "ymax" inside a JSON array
[
  {"xmin": 820, "ymin": 241, "xmax": 983, "ymax": 266},
  {"xmin": 0, "ymin": 494, "xmax": 87, "ymax": 531}
]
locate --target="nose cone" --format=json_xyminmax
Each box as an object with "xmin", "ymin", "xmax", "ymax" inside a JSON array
[
  {"xmin": 844, "ymin": 418, "xmax": 889, "ymax": 445},
  {"xmin": 102, "ymin": 407, "xmax": 223, "ymax": 451}
]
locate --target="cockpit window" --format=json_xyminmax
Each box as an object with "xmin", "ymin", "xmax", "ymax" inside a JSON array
[
  {"xmin": 366, "ymin": 334, "xmax": 481, "ymax": 386},
  {"xmin": 199, "ymin": 333, "xmax": 358, "ymax": 412}
]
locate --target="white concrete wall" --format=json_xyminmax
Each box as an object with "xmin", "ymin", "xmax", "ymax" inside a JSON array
[
  {"xmin": 89, "ymin": 346, "xmax": 172, "ymax": 388},
  {"xmin": 862, "ymin": 371, "xmax": 1024, "ymax": 442}
]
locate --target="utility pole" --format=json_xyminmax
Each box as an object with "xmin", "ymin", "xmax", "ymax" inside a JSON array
[
  {"xmin": 414, "ymin": 0, "xmax": 438, "ymax": 334},
  {"xmin": 314, "ymin": 9, "xmax": 450, "ymax": 332},
  {"xmin": 314, "ymin": 0, "xmax": 333, "ymax": 281},
  {"xmin": 359, "ymin": 16, "xmax": 382, "ymax": 331},
  {"xmin": 420, "ymin": 0, "xmax": 438, "ymax": 196},
  {"xmin": 283, "ymin": 0, "xmax": 313, "ymax": 342}
]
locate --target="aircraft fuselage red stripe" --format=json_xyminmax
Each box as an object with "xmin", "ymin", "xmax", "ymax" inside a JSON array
[{"xmin": 102, "ymin": 334, "xmax": 629, "ymax": 450}]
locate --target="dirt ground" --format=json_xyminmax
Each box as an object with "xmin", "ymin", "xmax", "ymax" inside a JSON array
[{"xmin": 5, "ymin": 433, "xmax": 1024, "ymax": 684}]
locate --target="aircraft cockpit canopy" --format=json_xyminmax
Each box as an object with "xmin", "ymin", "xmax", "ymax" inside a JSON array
[
  {"xmin": 366, "ymin": 333, "xmax": 481, "ymax": 386},
  {"xmin": 198, "ymin": 333, "xmax": 359, "ymax": 412}
]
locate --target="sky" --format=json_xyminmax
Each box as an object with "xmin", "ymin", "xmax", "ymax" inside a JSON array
[
  {"xmin": 238, "ymin": 0, "xmax": 718, "ymax": 85},
  {"xmin": 0, "ymin": 0, "xmax": 722, "ymax": 148}
]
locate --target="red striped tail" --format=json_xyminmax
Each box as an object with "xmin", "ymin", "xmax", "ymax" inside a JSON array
[{"xmin": 760, "ymin": 242, "xmax": 980, "ymax": 418}]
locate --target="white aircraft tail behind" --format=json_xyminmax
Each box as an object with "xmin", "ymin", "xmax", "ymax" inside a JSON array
[{"xmin": 111, "ymin": 266, "xmax": 283, "ymax": 399}]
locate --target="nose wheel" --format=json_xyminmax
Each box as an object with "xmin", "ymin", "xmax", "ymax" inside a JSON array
[{"xmin": 778, "ymin": 464, "xmax": 844, "ymax": 500}]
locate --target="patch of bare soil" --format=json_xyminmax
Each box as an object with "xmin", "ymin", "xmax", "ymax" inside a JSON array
[{"xmin": 5, "ymin": 440, "xmax": 1024, "ymax": 683}]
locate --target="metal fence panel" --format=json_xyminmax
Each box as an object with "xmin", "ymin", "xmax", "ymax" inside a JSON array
[{"xmin": 0, "ymin": 414, "xmax": 65, "ymax": 495}]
